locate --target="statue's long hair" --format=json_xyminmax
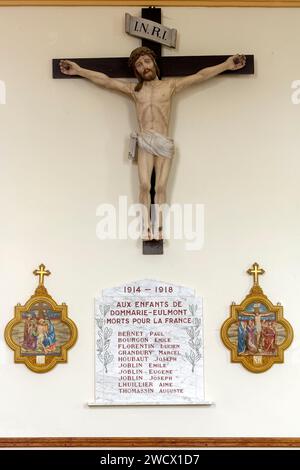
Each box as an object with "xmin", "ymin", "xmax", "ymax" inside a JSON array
[{"xmin": 128, "ymin": 47, "xmax": 160, "ymax": 92}]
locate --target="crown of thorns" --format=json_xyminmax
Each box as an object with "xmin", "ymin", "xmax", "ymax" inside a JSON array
[{"xmin": 128, "ymin": 47, "xmax": 157, "ymax": 69}]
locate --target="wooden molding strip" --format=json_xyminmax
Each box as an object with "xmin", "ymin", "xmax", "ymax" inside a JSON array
[
  {"xmin": 1, "ymin": 0, "xmax": 300, "ymax": 8},
  {"xmin": 0, "ymin": 438, "xmax": 300, "ymax": 447}
]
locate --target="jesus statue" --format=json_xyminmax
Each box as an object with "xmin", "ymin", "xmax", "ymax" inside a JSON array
[{"xmin": 60, "ymin": 47, "xmax": 246, "ymax": 241}]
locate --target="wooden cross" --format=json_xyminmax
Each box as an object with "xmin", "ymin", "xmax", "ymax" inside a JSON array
[
  {"xmin": 33, "ymin": 263, "xmax": 51, "ymax": 287},
  {"xmin": 33, "ymin": 302, "xmax": 48, "ymax": 319},
  {"xmin": 247, "ymin": 262, "xmax": 265, "ymax": 286},
  {"xmin": 53, "ymin": 8, "xmax": 254, "ymax": 79},
  {"xmin": 53, "ymin": 7, "xmax": 254, "ymax": 254}
]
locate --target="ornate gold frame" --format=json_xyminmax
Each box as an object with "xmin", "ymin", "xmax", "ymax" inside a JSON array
[
  {"xmin": 0, "ymin": 1, "xmax": 300, "ymax": 7},
  {"xmin": 221, "ymin": 263, "xmax": 293, "ymax": 373},
  {"xmin": 5, "ymin": 264, "xmax": 77, "ymax": 373}
]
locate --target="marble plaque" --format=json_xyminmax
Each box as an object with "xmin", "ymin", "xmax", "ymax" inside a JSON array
[{"xmin": 94, "ymin": 280, "xmax": 204, "ymax": 405}]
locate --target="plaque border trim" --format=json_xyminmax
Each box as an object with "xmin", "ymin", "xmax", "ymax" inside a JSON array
[
  {"xmin": 87, "ymin": 401, "xmax": 214, "ymax": 406},
  {"xmin": 0, "ymin": 438, "xmax": 299, "ymax": 447}
]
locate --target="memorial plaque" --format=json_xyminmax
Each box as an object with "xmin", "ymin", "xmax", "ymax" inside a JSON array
[{"xmin": 94, "ymin": 280, "xmax": 205, "ymax": 405}]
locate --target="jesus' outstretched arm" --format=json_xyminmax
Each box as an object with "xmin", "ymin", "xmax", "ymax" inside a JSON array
[
  {"xmin": 59, "ymin": 59, "xmax": 133, "ymax": 96},
  {"xmin": 174, "ymin": 54, "xmax": 246, "ymax": 93}
]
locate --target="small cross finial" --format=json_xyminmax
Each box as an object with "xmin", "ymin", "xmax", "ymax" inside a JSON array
[
  {"xmin": 33, "ymin": 263, "xmax": 51, "ymax": 287},
  {"xmin": 247, "ymin": 262, "xmax": 265, "ymax": 286}
]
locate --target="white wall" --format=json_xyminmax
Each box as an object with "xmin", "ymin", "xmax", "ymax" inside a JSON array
[{"xmin": 0, "ymin": 5, "xmax": 300, "ymax": 437}]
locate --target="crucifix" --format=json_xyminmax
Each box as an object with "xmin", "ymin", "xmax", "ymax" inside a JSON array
[{"xmin": 53, "ymin": 7, "xmax": 254, "ymax": 255}]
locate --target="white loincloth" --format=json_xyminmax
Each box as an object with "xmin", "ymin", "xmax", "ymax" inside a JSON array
[{"xmin": 135, "ymin": 130, "xmax": 175, "ymax": 159}]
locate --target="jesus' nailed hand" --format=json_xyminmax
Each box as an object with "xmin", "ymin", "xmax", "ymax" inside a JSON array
[{"xmin": 60, "ymin": 48, "xmax": 246, "ymax": 242}]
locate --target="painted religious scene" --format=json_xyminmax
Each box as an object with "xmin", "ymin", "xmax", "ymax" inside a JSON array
[
  {"xmin": 11, "ymin": 301, "xmax": 71, "ymax": 357},
  {"xmin": 227, "ymin": 302, "xmax": 286, "ymax": 357},
  {"xmin": 5, "ymin": 264, "xmax": 78, "ymax": 372},
  {"xmin": 221, "ymin": 263, "xmax": 293, "ymax": 373}
]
